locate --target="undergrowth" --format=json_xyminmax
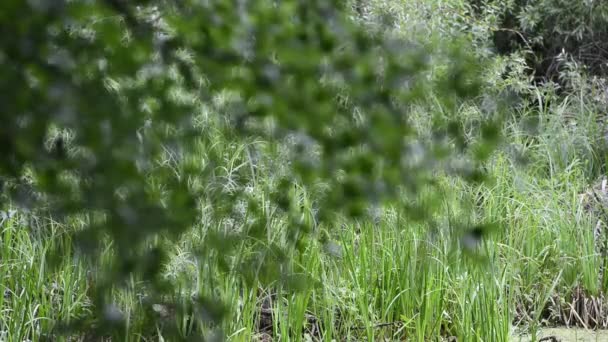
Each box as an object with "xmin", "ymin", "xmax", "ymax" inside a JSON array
[{"xmin": 2, "ymin": 0, "xmax": 608, "ymax": 341}]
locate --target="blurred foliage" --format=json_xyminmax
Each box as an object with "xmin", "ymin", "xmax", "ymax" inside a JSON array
[
  {"xmin": 1, "ymin": 0, "xmax": 503, "ymax": 339},
  {"xmin": 469, "ymin": 0, "xmax": 608, "ymax": 82}
]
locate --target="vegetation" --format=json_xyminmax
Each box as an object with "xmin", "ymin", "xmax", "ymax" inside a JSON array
[
  {"xmin": 1, "ymin": 0, "xmax": 608, "ymax": 341},
  {"xmin": 470, "ymin": 0, "xmax": 608, "ymax": 82}
]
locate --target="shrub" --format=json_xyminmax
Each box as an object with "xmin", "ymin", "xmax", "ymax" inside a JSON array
[{"xmin": 470, "ymin": 0, "xmax": 608, "ymax": 83}]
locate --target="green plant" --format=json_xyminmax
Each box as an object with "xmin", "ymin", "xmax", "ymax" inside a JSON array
[
  {"xmin": 470, "ymin": 0, "xmax": 608, "ymax": 82},
  {"xmin": 1, "ymin": 0, "xmax": 504, "ymax": 339}
]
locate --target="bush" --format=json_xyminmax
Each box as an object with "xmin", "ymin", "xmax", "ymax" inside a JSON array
[{"xmin": 471, "ymin": 0, "xmax": 608, "ymax": 83}]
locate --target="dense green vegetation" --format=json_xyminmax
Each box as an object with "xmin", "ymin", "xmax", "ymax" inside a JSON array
[{"xmin": 2, "ymin": 0, "xmax": 608, "ymax": 341}]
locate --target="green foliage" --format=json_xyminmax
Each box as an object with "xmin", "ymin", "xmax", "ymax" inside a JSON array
[
  {"xmin": 1, "ymin": 0, "xmax": 503, "ymax": 339},
  {"xmin": 471, "ymin": 0, "xmax": 608, "ymax": 81}
]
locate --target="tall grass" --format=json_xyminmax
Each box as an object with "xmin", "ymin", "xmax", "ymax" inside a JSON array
[
  {"xmin": 2, "ymin": 0, "xmax": 608, "ymax": 341},
  {"xmin": 2, "ymin": 96, "xmax": 605, "ymax": 339}
]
